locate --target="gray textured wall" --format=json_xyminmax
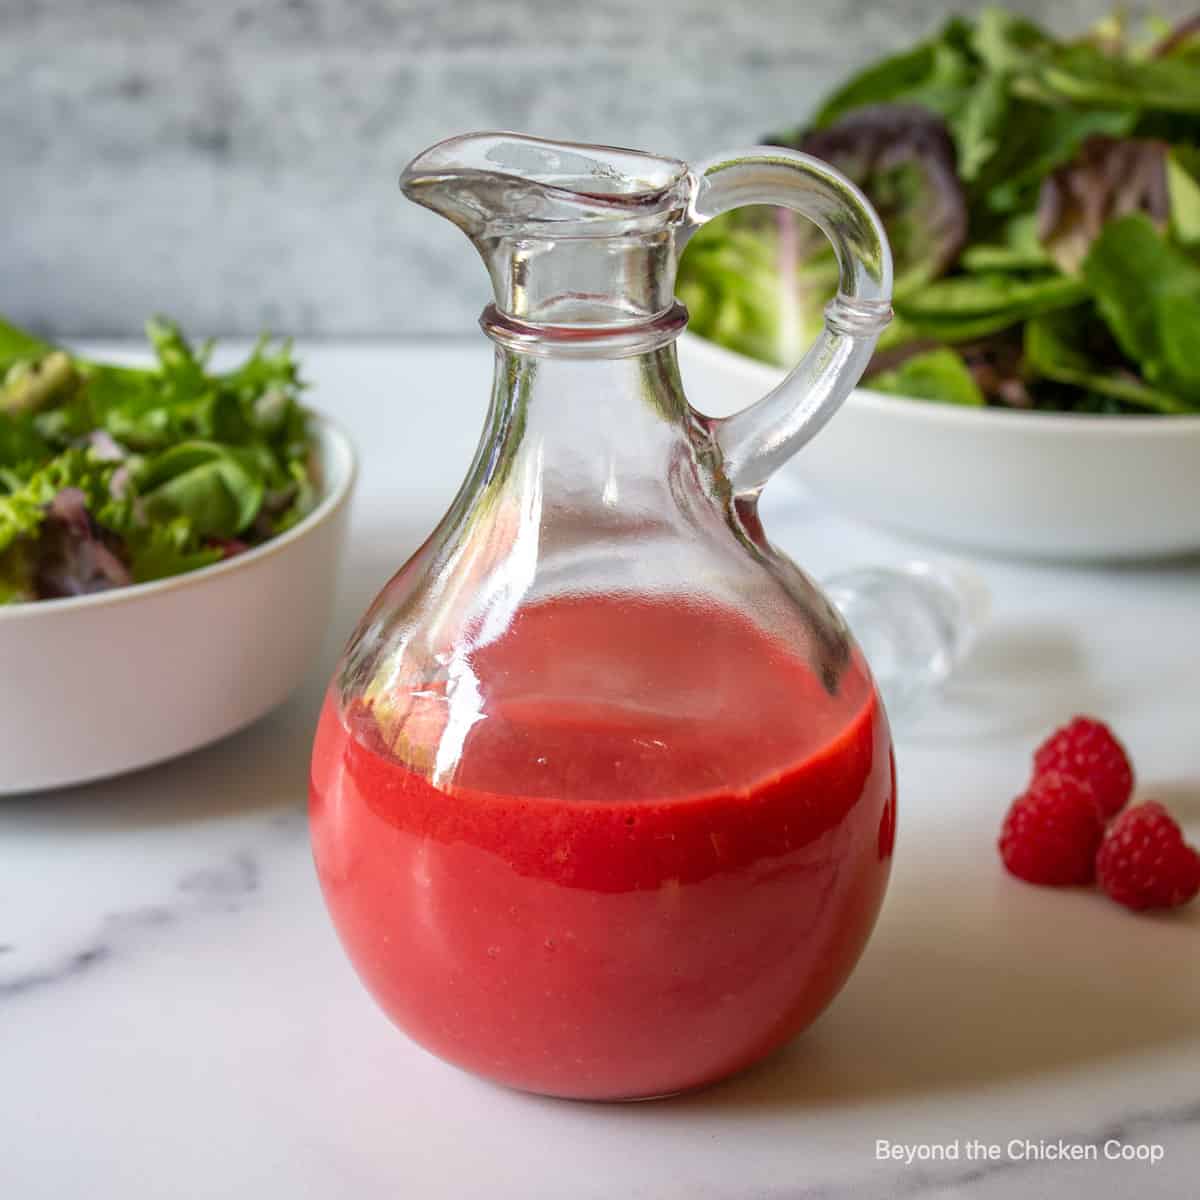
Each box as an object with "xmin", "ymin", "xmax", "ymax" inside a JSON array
[{"xmin": 3, "ymin": 0, "xmax": 1191, "ymax": 337}]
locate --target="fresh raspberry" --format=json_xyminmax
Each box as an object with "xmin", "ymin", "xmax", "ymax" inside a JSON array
[
  {"xmin": 999, "ymin": 772, "xmax": 1105, "ymax": 886},
  {"xmin": 1032, "ymin": 716, "xmax": 1133, "ymax": 820},
  {"xmin": 1096, "ymin": 803, "xmax": 1200, "ymax": 911}
]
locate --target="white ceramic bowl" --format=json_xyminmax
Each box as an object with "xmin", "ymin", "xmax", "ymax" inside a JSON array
[
  {"xmin": 679, "ymin": 332, "xmax": 1200, "ymax": 561},
  {"xmin": 0, "ymin": 415, "xmax": 355, "ymax": 794}
]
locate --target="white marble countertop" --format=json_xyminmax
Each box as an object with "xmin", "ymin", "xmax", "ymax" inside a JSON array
[{"xmin": 2, "ymin": 341, "xmax": 1198, "ymax": 1199}]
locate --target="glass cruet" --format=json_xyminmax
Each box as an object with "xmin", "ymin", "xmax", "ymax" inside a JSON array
[{"xmin": 311, "ymin": 133, "xmax": 897, "ymax": 1101}]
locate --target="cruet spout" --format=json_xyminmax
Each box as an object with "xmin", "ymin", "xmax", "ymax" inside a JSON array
[
  {"xmin": 400, "ymin": 133, "xmax": 693, "ymax": 324},
  {"xmin": 399, "ymin": 132, "xmax": 691, "ymax": 237}
]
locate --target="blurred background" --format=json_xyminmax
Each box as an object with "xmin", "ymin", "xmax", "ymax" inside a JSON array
[{"xmin": 3, "ymin": 0, "xmax": 1191, "ymax": 338}]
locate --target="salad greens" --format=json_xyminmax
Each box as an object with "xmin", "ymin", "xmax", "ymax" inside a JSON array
[
  {"xmin": 0, "ymin": 317, "xmax": 317, "ymax": 604},
  {"xmin": 677, "ymin": 8, "xmax": 1200, "ymax": 414}
]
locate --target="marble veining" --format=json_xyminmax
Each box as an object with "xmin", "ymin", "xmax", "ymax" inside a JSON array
[
  {"xmin": 4, "ymin": 0, "xmax": 1195, "ymax": 337},
  {"xmin": 0, "ymin": 847, "xmax": 266, "ymax": 999}
]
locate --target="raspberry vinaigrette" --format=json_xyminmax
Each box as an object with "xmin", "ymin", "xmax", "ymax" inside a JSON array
[{"xmin": 311, "ymin": 595, "xmax": 894, "ymax": 1100}]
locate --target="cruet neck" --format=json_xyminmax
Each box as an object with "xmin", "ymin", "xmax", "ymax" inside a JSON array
[{"xmin": 400, "ymin": 133, "xmax": 692, "ymax": 326}]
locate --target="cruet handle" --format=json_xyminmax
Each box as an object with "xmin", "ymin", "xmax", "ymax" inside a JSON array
[{"xmin": 682, "ymin": 149, "xmax": 893, "ymax": 496}]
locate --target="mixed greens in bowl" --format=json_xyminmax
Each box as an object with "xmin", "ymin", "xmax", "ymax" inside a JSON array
[
  {"xmin": 0, "ymin": 317, "xmax": 318, "ymax": 604},
  {"xmin": 679, "ymin": 8, "xmax": 1200, "ymax": 415}
]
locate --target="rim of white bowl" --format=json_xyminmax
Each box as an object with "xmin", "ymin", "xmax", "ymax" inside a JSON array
[
  {"xmin": 679, "ymin": 331, "xmax": 1200, "ymax": 435},
  {"xmin": 0, "ymin": 411, "xmax": 357, "ymax": 620}
]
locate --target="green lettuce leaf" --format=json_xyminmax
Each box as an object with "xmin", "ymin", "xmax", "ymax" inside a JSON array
[
  {"xmin": 137, "ymin": 441, "xmax": 266, "ymax": 539},
  {"xmin": 810, "ymin": 40, "xmax": 953, "ymax": 129},
  {"xmin": 0, "ymin": 540, "xmax": 36, "ymax": 604},
  {"xmin": 1024, "ymin": 308, "xmax": 1195, "ymax": 413},
  {"xmin": 970, "ymin": 8, "xmax": 1052, "ymax": 74},
  {"xmin": 1167, "ymin": 147, "xmax": 1200, "ymax": 246},
  {"xmin": 869, "ymin": 347, "xmax": 986, "ymax": 405},
  {"xmin": 0, "ymin": 449, "xmax": 111, "ymax": 555},
  {"xmin": 953, "ymin": 69, "xmax": 1010, "ymax": 182},
  {"xmin": 0, "ymin": 317, "xmax": 55, "ymax": 373},
  {"xmin": 1082, "ymin": 213, "xmax": 1200, "ymax": 402},
  {"xmin": 2, "ymin": 350, "xmax": 82, "ymax": 416},
  {"xmin": 0, "ymin": 412, "xmax": 51, "ymax": 474},
  {"xmin": 1035, "ymin": 44, "xmax": 1200, "ymax": 114},
  {"xmin": 893, "ymin": 273, "xmax": 1087, "ymax": 341},
  {"xmin": 974, "ymin": 105, "xmax": 1135, "ymax": 214},
  {"xmin": 961, "ymin": 214, "xmax": 1051, "ymax": 272},
  {"xmin": 271, "ymin": 457, "xmax": 319, "ymax": 535},
  {"xmin": 126, "ymin": 517, "xmax": 223, "ymax": 584}
]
